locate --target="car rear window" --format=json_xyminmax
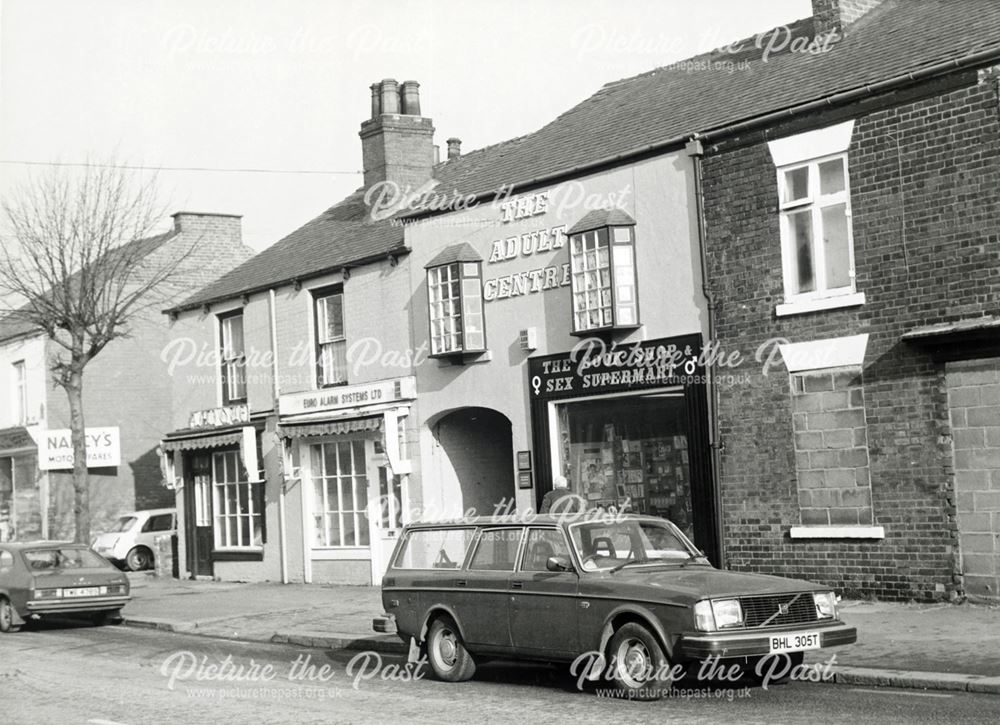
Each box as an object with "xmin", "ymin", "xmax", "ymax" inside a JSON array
[
  {"xmin": 393, "ymin": 528, "xmax": 475, "ymax": 569},
  {"xmin": 23, "ymin": 548, "xmax": 112, "ymax": 571},
  {"xmin": 110, "ymin": 516, "xmax": 137, "ymax": 533}
]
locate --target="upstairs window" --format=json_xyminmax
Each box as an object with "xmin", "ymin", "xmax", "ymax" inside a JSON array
[
  {"xmin": 314, "ymin": 286, "xmax": 347, "ymax": 387},
  {"xmin": 567, "ymin": 209, "xmax": 639, "ymax": 334},
  {"xmin": 219, "ymin": 312, "xmax": 246, "ymax": 404},
  {"xmin": 12, "ymin": 361, "xmax": 27, "ymax": 425},
  {"xmin": 425, "ymin": 243, "xmax": 486, "ymax": 357}
]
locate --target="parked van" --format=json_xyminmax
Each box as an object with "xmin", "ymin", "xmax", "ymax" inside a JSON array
[{"xmin": 91, "ymin": 509, "xmax": 176, "ymax": 571}]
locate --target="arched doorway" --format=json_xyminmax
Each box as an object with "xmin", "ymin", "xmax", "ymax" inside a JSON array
[{"xmin": 432, "ymin": 407, "xmax": 515, "ymax": 517}]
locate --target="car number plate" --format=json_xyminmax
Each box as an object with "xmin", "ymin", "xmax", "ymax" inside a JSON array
[
  {"xmin": 64, "ymin": 587, "xmax": 100, "ymax": 598},
  {"xmin": 769, "ymin": 631, "xmax": 820, "ymax": 654}
]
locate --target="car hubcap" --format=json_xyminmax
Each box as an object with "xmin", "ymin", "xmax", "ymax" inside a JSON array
[
  {"xmin": 616, "ymin": 638, "xmax": 652, "ymax": 688},
  {"xmin": 435, "ymin": 629, "xmax": 458, "ymax": 670}
]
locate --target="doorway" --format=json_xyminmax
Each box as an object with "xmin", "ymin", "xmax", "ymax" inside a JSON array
[
  {"xmin": 185, "ymin": 452, "xmax": 213, "ymax": 578},
  {"xmin": 433, "ymin": 407, "xmax": 516, "ymax": 517}
]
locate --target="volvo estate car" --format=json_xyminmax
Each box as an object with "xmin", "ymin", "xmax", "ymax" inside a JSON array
[
  {"xmin": 0, "ymin": 542, "xmax": 131, "ymax": 632},
  {"xmin": 373, "ymin": 514, "xmax": 856, "ymax": 699}
]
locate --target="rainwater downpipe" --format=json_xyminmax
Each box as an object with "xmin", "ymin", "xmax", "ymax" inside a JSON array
[
  {"xmin": 269, "ymin": 287, "xmax": 289, "ymax": 584},
  {"xmin": 687, "ymin": 135, "xmax": 726, "ymax": 568}
]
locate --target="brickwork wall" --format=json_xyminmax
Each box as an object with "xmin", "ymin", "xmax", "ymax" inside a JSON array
[
  {"xmin": 702, "ymin": 70, "xmax": 1000, "ymax": 600},
  {"xmin": 947, "ymin": 358, "xmax": 1000, "ymax": 600},
  {"xmin": 791, "ymin": 367, "xmax": 873, "ymax": 526}
]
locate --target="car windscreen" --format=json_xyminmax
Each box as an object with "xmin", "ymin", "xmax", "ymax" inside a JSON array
[
  {"xmin": 569, "ymin": 519, "xmax": 695, "ymax": 571},
  {"xmin": 23, "ymin": 548, "xmax": 113, "ymax": 571},
  {"xmin": 109, "ymin": 516, "xmax": 137, "ymax": 533}
]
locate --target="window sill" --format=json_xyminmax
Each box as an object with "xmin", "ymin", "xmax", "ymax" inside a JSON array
[
  {"xmin": 311, "ymin": 547, "xmax": 373, "ymax": 561},
  {"xmin": 212, "ymin": 549, "xmax": 264, "ymax": 562},
  {"xmin": 775, "ymin": 292, "xmax": 865, "ymax": 317},
  {"xmin": 789, "ymin": 525, "xmax": 884, "ymax": 540},
  {"xmin": 569, "ymin": 324, "xmax": 641, "ymax": 338},
  {"xmin": 432, "ymin": 350, "xmax": 492, "ymax": 366}
]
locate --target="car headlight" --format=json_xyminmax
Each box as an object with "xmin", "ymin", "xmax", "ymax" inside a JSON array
[
  {"xmin": 813, "ymin": 591, "xmax": 837, "ymax": 619},
  {"xmin": 711, "ymin": 599, "xmax": 744, "ymax": 629},
  {"xmin": 694, "ymin": 600, "xmax": 715, "ymax": 631}
]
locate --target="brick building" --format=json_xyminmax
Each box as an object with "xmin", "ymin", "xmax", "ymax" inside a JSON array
[{"xmin": 0, "ymin": 212, "xmax": 253, "ymax": 543}]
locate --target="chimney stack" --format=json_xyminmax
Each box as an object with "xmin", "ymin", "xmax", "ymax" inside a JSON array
[
  {"xmin": 812, "ymin": 0, "xmax": 884, "ymax": 37},
  {"xmin": 360, "ymin": 78, "xmax": 436, "ymax": 190},
  {"xmin": 446, "ymin": 138, "xmax": 462, "ymax": 160}
]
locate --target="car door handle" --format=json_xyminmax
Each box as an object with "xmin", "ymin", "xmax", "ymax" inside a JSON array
[
  {"xmin": 455, "ymin": 580, "xmax": 467, "ymax": 587},
  {"xmin": 511, "ymin": 581, "xmax": 523, "ymax": 589}
]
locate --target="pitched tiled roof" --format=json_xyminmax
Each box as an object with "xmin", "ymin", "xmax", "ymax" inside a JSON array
[
  {"xmin": 424, "ymin": 242, "xmax": 483, "ymax": 268},
  {"xmin": 427, "ymin": 0, "xmax": 1000, "ymax": 201},
  {"xmin": 175, "ymin": 0, "xmax": 1000, "ymax": 308},
  {"xmin": 0, "ymin": 230, "xmax": 176, "ymax": 343},
  {"xmin": 170, "ymin": 189, "xmax": 405, "ymax": 312}
]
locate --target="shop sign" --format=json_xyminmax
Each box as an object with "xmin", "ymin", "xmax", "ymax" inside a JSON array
[
  {"xmin": 38, "ymin": 427, "xmax": 121, "ymax": 470},
  {"xmin": 279, "ymin": 376, "xmax": 416, "ymax": 417},
  {"xmin": 529, "ymin": 336, "xmax": 703, "ymax": 398},
  {"xmin": 188, "ymin": 404, "xmax": 249, "ymax": 430}
]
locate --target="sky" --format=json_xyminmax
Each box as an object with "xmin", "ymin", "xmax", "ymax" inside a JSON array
[{"xmin": 0, "ymin": 0, "xmax": 809, "ymax": 260}]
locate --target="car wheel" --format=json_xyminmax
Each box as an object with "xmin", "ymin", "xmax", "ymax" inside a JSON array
[
  {"xmin": 607, "ymin": 622, "xmax": 670, "ymax": 700},
  {"xmin": 0, "ymin": 597, "xmax": 20, "ymax": 634},
  {"xmin": 425, "ymin": 615, "xmax": 476, "ymax": 682},
  {"xmin": 125, "ymin": 546, "xmax": 153, "ymax": 571}
]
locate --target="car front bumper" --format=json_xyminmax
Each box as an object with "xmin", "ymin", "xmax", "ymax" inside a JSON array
[
  {"xmin": 676, "ymin": 622, "xmax": 857, "ymax": 659},
  {"xmin": 372, "ymin": 613, "xmax": 398, "ymax": 634},
  {"xmin": 25, "ymin": 595, "xmax": 132, "ymax": 616}
]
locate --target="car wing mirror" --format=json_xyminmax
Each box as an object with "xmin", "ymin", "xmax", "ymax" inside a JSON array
[{"xmin": 546, "ymin": 555, "xmax": 574, "ymax": 573}]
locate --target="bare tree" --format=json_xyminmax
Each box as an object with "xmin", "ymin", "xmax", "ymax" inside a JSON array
[{"xmin": 0, "ymin": 162, "xmax": 183, "ymax": 543}]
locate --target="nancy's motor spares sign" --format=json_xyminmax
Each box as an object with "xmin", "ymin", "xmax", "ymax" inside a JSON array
[{"xmin": 37, "ymin": 427, "xmax": 121, "ymax": 470}]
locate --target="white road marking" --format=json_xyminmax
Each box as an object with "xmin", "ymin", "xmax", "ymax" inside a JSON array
[
  {"xmin": 87, "ymin": 719, "xmax": 131, "ymax": 725},
  {"xmin": 849, "ymin": 687, "xmax": 954, "ymax": 698}
]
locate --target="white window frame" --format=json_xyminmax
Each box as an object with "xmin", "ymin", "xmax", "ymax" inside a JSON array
[
  {"xmin": 426, "ymin": 262, "xmax": 485, "ymax": 356},
  {"xmin": 211, "ymin": 449, "xmax": 262, "ymax": 550},
  {"xmin": 314, "ymin": 288, "xmax": 347, "ymax": 388},
  {"xmin": 11, "ymin": 361, "xmax": 27, "ymax": 425},
  {"xmin": 219, "ymin": 313, "xmax": 247, "ymax": 404},
  {"xmin": 777, "ymin": 151, "xmax": 856, "ymax": 304},
  {"xmin": 308, "ymin": 437, "xmax": 372, "ymax": 550}
]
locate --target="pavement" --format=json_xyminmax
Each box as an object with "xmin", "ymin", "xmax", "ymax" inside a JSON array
[{"xmin": 120, "ymin": 572, "xmax": 1000, "ymax": 695}]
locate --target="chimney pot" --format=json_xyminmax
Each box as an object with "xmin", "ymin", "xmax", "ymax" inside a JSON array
[
  {"xmin": 370, "ymin": 83, "xmax": 382, "ymax": 119},
  {"xmin": 446, "ymin": 138, "xmax": 462, "ymax": 160},
  {"xmin": 401, "ymin": 80, "xmax": 421, "ymax": 115},
  {"xmin": 380, "ymin": 78, "xmax": 400, "ymax": 115}
]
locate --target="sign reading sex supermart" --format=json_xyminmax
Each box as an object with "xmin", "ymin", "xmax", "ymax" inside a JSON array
[
  {"xmin": 38, "ymin": 427, "xmax": 121, "ymax": 470},
  {"xmin": 528, "ymin": 335, "xmax": 704, "ymax": 398}
]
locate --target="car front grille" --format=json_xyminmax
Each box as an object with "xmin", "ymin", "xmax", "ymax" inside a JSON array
[{"xmin": 739, "ymin": 593, "xmax": 819, "ymax": 628}]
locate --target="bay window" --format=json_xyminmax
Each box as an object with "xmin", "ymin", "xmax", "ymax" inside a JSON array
[
  {"xmin": 219, "ymin": 312, "xmax": 246, "ymax": 404},
  {"xmin": 567, "ymin": 210, "xmax": 639, "ymax": 334},
  {"xmin": 314, "ymin": 286, "xmax": 347, "ymax": 387},
  {"xmin": 426, "ymin": 249, "xmax": 486, "ymax": 357}
]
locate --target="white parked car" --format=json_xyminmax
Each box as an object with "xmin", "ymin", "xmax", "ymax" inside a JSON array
[{"xmin": 91, "ymin": 509, "xmax": 176, "ymax": 571}]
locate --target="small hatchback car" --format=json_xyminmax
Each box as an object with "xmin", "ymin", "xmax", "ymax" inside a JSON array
[
  {"xmin": 373, "ymin": 515, "xmax": 856, "ymax": 699},
  {"xmin": 0, "ymin": 542, "xmax": 131, "ymax": 632},
  {"xmin": 92, "ymin": 508, "xmax": 176, "ymax": 571}
]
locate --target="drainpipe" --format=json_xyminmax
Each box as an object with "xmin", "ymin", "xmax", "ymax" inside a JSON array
[
  {"xmin": 269, "ymin": 288, "xmax": 289, "ymax": 584},
  {"xmin": 687, "ymin": 135, "xmax": 726, "ymax": 568}
]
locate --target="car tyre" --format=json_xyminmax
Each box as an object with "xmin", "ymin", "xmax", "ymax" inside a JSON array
[
  {"xmin": 125, "ymin": 546, "xmax": 153, "ymax": 572},
  {"xmin": 426, "ymin": 615, "xmax": 476, "ymax": 682},
  {"xmin": 606, "ymin": 622, "xmax": 670, "ymax": 700},
  {"xmin": 0, "ymin": 597, "xmax": 20, "ymax": 634}
]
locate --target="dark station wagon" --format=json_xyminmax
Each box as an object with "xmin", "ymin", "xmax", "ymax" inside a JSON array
[
  {"xmin": 374, "ymin": 514, "xmax": 856, "ymax": 699},
  {"xmin": 0, "ymin": 542, "xmax": 131, "ymax": 633}
]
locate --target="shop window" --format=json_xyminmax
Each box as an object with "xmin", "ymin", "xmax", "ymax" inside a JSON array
[
  {"xmin": 567, "ymin": 211, "xmax": 639, "ymax": 334},
  {"xmin": 219, "ymin": 311, "xmax": 247, "ymax": 404},
  {"xmin": 310, "ymin": 439, "xmax": 369, "ymax": 547},
  {"xmin": 554, "ymin": 391, "xmax": 694, "ymax": 540},
  {"xmin": 426, "ymin": 261, "xmax": 485, "ymax": 357},
  {"xmin": 212, "ymin": 449, "xmax": 262, "ymax": 549},
  {"xmin": 789, "ymin": 368, "xmax": 873, "ymax": 526},
  {"xmin": 313, "ymin": 286, "xmax": 347, "ymax": 387},
  {"xmin": 12, "ymin": 361, "xmax": 27, "ymax": 425}
]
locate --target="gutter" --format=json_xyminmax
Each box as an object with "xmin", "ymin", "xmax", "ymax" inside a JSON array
[{"xmin": 404, "ymin": 43, "xmax": 1000, "ymax": 221}]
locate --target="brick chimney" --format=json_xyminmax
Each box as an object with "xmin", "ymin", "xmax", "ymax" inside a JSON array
[
  {"xmin": 812, "ymin": 0, "xmax": 885, "ymax": 36},
  {"xmin": 167, "ymin": 212, "xmax": 252, "ymax": 288},
  {"xmin": 359, "ymin": 78, "xmax": 436, "ymax": 190},
  {"xmin": 446, "ymin": 138, "xmax": 462, "ymax": 160}
]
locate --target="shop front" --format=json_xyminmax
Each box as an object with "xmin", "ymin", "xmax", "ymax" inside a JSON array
[
  {"xmin": 277, "ymin": 376, "xmax": 416, "ymax": 585},
  {"xmin": 528, "ymin": 334, "xmax": 719, "ymax": 564},
  {"xmin": 0, "ymin": 426, "xmax": 43, "ymax": 542}
]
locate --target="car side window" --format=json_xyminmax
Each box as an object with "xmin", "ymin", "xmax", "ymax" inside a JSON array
[
  {"xmin": 147, "ymin": 514, "xmax": 173, "ymax": 532},
  {"xmin": 393, "ymin": 528, "xmax": 475, "ymax": 570},
  {"xmin": 468, "ymin": 528, "xmax": 523, "ymax": 571},
  {"xmin": 521, "ymin": 529, "xmax": 571, "ymax": 572}
]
